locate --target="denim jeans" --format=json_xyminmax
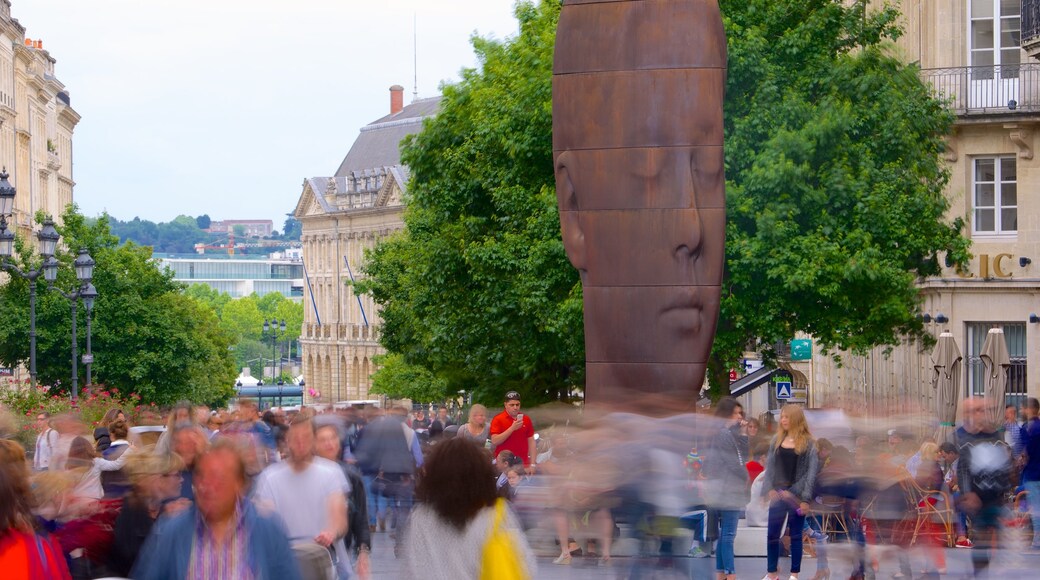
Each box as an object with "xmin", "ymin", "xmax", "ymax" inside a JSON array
[
  {"xmin": 362, "ymin": 474, "xmax": 387, "ymax": 526},
  {"xmin": 715, "ymin": 509, "xmax": 740, "ymax": 574},
  {"xmin": 1025, "ymin": 480, "xmax": 1040, "ymax": 546},
  {"xmin": 767, "ymin": 498, "xmax": 806, "ymax": 574}
]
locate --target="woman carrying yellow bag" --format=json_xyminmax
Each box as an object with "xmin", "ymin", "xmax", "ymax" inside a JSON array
[{"xmin": 404, "ymin": 438, "xmax": 536, "ymax": 579}]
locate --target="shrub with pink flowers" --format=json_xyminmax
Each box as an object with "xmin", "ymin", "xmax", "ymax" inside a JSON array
[{"xmin": 0, "ymin": 382, "xmax": 159, "ymax": 451}]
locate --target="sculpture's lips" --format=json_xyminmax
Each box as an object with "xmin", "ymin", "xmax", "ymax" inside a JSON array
[{"xmin": 661, "ymin": 291, "xmax": 704, "ymax": 313}]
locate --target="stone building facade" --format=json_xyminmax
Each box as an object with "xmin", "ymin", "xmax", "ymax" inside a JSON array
[
  {"xmin": 0, "ymin": 0, "xmax": 79, "ymax": 235},
  {"xmin": 803, "ymin": 1, "xmax": 1040, "ymax": 414},
  {"xmin": 293, "ymin": 86, "xmax": 439, "ymax": 403},
  {"xmin": 0, "ymin": 0, "xmax": 79, "ymax": 387}
]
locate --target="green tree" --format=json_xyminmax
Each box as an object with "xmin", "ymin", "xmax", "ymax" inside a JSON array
[
  {"xmin": 369, "ymin": 353, "xmax": 452, "ymax": 403},
  {"xmin": 707, "ymin": 0, "xmax": 970, "ymax": 388},
  {"xmin": 183, "ymin": 283, "xmax": 232, "ymax": 318},
  {"xmin": 0, "ymin": 207, "xmax": 237, "ymax": 405},
  {"xmin": 359, "ymin": 0, "xmax": 580, "ymax": 407},
  {"xmin": 196, "ymin": 214, "xmax": 212, "ymax": 230},
  {"xmin": 359, "ymin": 0, "xmax": 970, "ymax": 404},
  {"xmin": 282, "ymin": 215, "xmax": 302, "ymax": 240}
]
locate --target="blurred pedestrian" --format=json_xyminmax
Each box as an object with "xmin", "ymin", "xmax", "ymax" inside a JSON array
[
  {"xmin": 107, "ymin": 450, "xmax": 186, "ymax": 577},
  {"xmin": 133, "ymin": 440, "xmax": 301, "ymax": 580},
  {"xmin": 254, "ymin": 416, "xmax": 350, "ymax": 579},
  {"xmin": 315, "ymin": 423, "xmax": 372, "ymax": 580},
  {"xmin": 170, "ymin": 424, "xmax": 208, "ymax": 501},
  {"xmin": 0, "ymin": 440, "xmax": 71, "ymax": 579},
  {"xmin": 456, "ymin": 404, "xmax": 490, "ymax": 444},
  {"xmin": 65, "ymin": 435, "xmax": 133, "ymax": 503},
  {"xmin": 1003, "ymin": 403, "xmax": 1025, "ymax": 462},
  {"xmin": 155, "ymin": 401, "xmax": 194, "ymax": 455},
  {"xmin": 93, "ymin": 407, "xmax": 125, "ymax": 453},
  {"xmin": 706, "ymin": 397, "xmax": 749, "ymax": 580},
  {"xmin": 32, "ymin": 411, "xmax": 56, "ymax": 472},
  {"xmin": 100, "ymin": 419, "xmax": 132, "ymax": 498},
  {"xmin": 404, "ymin": 437, "xmax": 535, "ymax": 578},
  {"xmin": 1022, "ymin": 397, "xmax": 1040, "ymax": 549},
  {"xmin": 761, "ymin": 404, "xmax": 820, "ymax": 580},
  {"xmin": 428, "ymin": 407, "xmax": 455, "ymax": 441},
  {"xmin": 954, "ymin": 396, "xmax": 1014, "ymax": 577},
  {"xmin": 354, "ymin": 406, "xmax": 422, "ymax": 555}
]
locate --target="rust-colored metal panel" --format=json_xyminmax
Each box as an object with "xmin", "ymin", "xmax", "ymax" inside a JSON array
[
  {"xmin": 566, "ymin": 208, "xmax": 725, "ymax": 287},
  {"xmin": 553, "ymin": 0, "xmax": 726, "ymax": 405},
  {"xmin": 583, "ymin": 286, "xmax": 722, "ymax": 363},
  {"xmin": 554, "ymin": 0, "xmax": 727, "ymax": 74},
  {"xmin": 554, "ymin": 147, "xmax": 724, "ymax": 210},
  {"xmin": 552, "ymin": 69, "xmax": 724, "ymax": 151},
  {"xmin": 586, "ymin": 363, "xmax": 711, "ymax": 407}
]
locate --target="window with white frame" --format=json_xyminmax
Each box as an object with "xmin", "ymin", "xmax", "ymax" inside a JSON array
[{"xmin": 972, "ymin": 156, "xmax": 1017, "ymax": 234}]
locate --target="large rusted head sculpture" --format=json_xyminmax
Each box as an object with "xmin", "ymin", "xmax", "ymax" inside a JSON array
[{"xmin": 552, "ymin": 0, "xmax": 726, "ymax": 406}]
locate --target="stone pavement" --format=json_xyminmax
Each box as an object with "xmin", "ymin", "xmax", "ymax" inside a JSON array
[{"xmin": 365, "ymin": 529, "xmax": 1040, "ymax": 579}]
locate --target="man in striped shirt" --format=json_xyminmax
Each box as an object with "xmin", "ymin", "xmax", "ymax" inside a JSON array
[{"xmin": 133, "ymin": 441, "xmax": 301, "ymax": 580}]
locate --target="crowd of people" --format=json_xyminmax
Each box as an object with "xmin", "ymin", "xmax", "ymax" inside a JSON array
[{"xmin": 0, "ymin": 388, "xmax": 1038, "ymax": 579}]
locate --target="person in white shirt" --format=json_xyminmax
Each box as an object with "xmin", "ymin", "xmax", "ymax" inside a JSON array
[
  {"xmin": 33, "ymin": 412, "xmax": 57, "ymax": 471},
  {"xmin": 254, "ymin": 416, "xmax": 350, "ymax": 579}
]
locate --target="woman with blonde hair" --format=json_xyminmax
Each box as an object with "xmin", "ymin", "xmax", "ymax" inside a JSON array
[
  {"xmin": 456, "ymin": 404, "xmax": 490, "ymax": 443},
  {"xmin": 760, "ymin": 404, "xmax": 820, "ymax": 580}
]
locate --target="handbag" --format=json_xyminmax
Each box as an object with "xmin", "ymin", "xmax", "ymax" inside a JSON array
[{"xmin": 479, "ymin": 498, "xmax": 530, "ymax": 580}]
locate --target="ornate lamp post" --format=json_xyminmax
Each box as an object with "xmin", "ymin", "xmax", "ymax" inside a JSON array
[
  {"xmin": 0, "ymin": 169, "xmax": 61, "ymax": 388},
  {"xmin": 53, "ymin": 248, "xmax": 96, "ymax": 401},
  {"xmin": 262, "ymin": 319, "xmax": 286, "ymax": 381},
  {"xmin": 81, "ymin": 283, "xmax": 98, "ymax": 385}
]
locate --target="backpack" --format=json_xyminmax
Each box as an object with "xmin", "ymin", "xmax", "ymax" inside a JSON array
[{"xmin": 479, "ymin": 499, "xmax": 529, "ymax": 580}]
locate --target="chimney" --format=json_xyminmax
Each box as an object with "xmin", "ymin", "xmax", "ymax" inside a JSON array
[{"xmin": 389, "ymin": 85, "xmax": 404, "ymax": 115}]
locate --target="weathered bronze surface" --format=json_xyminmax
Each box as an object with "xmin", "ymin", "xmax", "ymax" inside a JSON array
[{"xmin": 553, "ymin": 0, "xmax": 726, "ymax": 407}]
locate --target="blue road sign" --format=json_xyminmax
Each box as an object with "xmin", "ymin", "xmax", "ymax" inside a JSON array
[{"xmin": 775, "ymin": 381, "xmax": 792, "ymax": 400}]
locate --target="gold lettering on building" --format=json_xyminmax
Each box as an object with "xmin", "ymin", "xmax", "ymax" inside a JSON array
[
  {"xmin": 955, "ymin": 253, "xmax": 1015, "ymax": 279},
  {"xmin": 992, "ymin": 253, "xmax": 1013, "ymax": 278}
]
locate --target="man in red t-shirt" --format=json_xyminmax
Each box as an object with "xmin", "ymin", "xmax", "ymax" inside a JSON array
[{"xmin": 489, "ymin": 390, "xmax": 536, "ymax": 475}]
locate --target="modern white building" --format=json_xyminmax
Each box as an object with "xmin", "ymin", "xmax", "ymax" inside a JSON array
[{"xmin": 156, "ymin": 254, "xmax": 304, "ymax": 300}]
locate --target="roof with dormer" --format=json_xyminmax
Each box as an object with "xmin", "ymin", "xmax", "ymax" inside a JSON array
[{"xmin": 333, "ymin": 96, "xmax": 440, "ymax": 178}]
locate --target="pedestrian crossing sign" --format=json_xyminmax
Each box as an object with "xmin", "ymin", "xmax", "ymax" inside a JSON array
[{"xmin": 775, "ymin": 381, "xmax": 792, "ymax": 400}]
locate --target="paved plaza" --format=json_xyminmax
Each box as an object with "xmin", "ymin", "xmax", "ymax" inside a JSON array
[{"xmin": 365, "ymin": 528, "xmax": 1040, "ymax": 579}]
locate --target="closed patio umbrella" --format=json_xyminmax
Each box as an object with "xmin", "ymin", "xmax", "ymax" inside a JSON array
[
  {"xmin": 979, "ymin": 327, "xmax": 1011, "ymax": 427},
  {"xmin": 931, "ymin": 331, "xmax": 961, "ymax": 444}
]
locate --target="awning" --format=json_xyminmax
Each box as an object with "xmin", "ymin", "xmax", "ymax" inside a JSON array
[{"xmin": 729, "ymin": 367, "xmax": 781, "ymax": 398}]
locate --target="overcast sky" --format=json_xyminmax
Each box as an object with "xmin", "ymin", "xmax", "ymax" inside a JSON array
[{"xmin": 13, "ymin": 0, "xmax": 520, "ymax": 230}]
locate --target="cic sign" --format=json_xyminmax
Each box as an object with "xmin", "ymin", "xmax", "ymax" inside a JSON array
[{"xmin": 954, "ymin": 253, "xmax": 1017, "ymax": 279}]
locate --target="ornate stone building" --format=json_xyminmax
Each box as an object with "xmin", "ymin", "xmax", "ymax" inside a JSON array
[
  {"xmin": 0, "ymin": 0, "xmax": 80, "ymax": 387},
  {"xmin": 0, "ymin": 1, "xmax": 79, "ymax": 233},
  {"xmin": 294, "ymin": 86, "xmax": 439, "ymax": 403}
]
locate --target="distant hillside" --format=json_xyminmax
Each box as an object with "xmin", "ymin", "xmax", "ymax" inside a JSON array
[{"xmin": 106, "ymin": 214, "xmax": 301, "ymax": 254}]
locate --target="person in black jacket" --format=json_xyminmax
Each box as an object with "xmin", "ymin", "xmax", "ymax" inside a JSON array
[
  {"xmin": 93, "ymin": 407, "xmax": 125, "ymax": 453},
  {"xmin": 706, "ymin": 397, "xmax": 750, "ymax": 580},
  {"xmin": 108, "ymin": 450, "xmax": 186, "ymax": 577},
  {"xmin": 317, "ymin": 423, "xmax": 372, "ymax": 579}
]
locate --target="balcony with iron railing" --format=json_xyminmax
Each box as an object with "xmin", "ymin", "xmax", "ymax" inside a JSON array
[
  {"xmin": 921, "ymin": 63, "xmax": 1040, "ymax": 116},
  {"xmin": 1024, "ymin": 0, "xmax": 1040, "ymax": 57}
]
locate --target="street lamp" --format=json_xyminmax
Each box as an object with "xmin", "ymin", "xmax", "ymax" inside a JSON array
[
  {"xmin": 53, "ymin": 248, "xmax": 97, "ymax": 402},
  {"xmin": 0, "ymin": 169, "xmax": 62, "ymax": 388},
  {"xmin": 81, "ymin": 282, "xmax": 98, "ymax": 385},
  {"xmin": 262, "ymin": 319, "xmax": 286, "ymax": 381}
]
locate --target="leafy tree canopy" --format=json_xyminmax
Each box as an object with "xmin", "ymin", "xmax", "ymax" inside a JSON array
[
  {"xmin": 0, "ymin": 206, "xmax": 238, "ymax": 405},
  {"xmin": 359, "ymin": 0, "xmax": 970, "ymax": 404},
  {"xmin": 368, "ymin": 353, "xmax": 453, "ymax": 403}
]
